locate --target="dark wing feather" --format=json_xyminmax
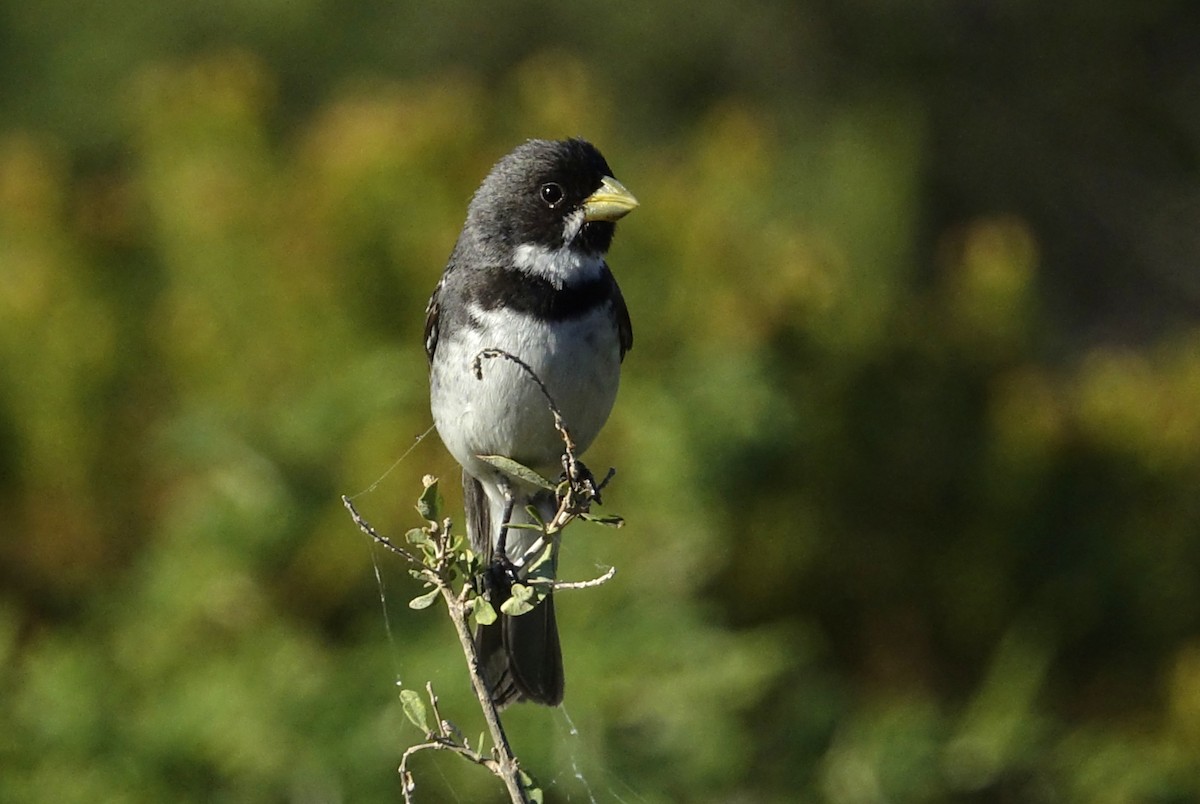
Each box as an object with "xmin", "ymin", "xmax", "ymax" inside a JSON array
[
  {"xmin": 423, "ymin": 279, "xmax": 442, "ymax": 363},
  {"xmin": 609, "ymin": 272, "xmax": 633, "ymax": 360}
]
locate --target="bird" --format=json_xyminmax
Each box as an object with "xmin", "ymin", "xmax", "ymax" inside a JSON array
[{"xmin": 424, "ymin": 138, "xmax": 637, "ymax": 708}]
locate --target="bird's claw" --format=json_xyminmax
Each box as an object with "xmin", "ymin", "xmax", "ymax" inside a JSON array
[
  {"xmin": 560, "ymin": 454, "xmax": 612, "ymax": 505},
  {"xmin": 482, "ymin": 553, "xmax": 522, "ymax": 598}
]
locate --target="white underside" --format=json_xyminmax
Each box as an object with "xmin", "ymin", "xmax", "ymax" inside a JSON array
[
  {"xmin": 430, "ymin": 303, "xmax": 621, "ymax": 557},
  {"xmin": 431, "ymin": 303, "xmax": 620, "ymax": 558}
]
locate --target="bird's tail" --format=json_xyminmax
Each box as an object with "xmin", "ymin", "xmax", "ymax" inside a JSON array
[{"xmin": 464, "ymin": 471, "xmax": 564, "ymax": 708}]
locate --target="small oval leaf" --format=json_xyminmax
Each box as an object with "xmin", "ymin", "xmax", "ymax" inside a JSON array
[
  {"xmin": 408, "ymin": 587, "xmax": 440, "ymax": 610},
  {"xmin": 399, "ymin": 688, "xmax": 429, "ymax": 733},
  {"xmin": 416, "ymin": 478, "xmax": 441, "ymax": 521},
  {"xmin": 471, "ymin": 596, "xmax": 498, "ymax": 626},
  {"xmin": 500, "ymin": 597, "xmax": 535, "ymax": 617},
  {"xmin": 580, "ymin": 512, "xmax": 624, "ymax": 527},
  {"xmin": 476, "ymin": 455, "xmax": 557, "ymax": 491},
  {"xmin": 500, "ymin": 583, "xmax": 538, "ymax": 616}
]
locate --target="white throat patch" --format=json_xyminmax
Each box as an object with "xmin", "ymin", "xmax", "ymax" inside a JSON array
[
  {"xmin": 512, "ymin": 242, "xmax": 606, "ymax": 287},
  {"xmin": 511, "ymin": 208, "xmax": 605, "ymax": 287}
]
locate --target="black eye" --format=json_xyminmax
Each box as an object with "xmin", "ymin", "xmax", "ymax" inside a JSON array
[{"xmin": 539, "ymin": 182, "xmax": 564, "ymax": 207}]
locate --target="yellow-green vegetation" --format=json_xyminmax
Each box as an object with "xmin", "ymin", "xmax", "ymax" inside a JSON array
[{"xmin": 3, "ymin": 6, "xmax": 1200, "ymax": 801}]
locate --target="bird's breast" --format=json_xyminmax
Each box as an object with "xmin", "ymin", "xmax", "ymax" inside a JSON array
[{"xmin": 430, "ymin": 303, "xmax": 622, "ymax": 482}]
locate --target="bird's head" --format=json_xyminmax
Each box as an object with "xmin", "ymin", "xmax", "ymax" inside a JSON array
[{"xmin": 466, "ymin": 138, "xmax": 637, "ymax": 282}]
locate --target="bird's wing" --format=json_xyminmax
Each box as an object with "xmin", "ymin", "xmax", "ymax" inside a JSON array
[
  {"xmin": 610, "ymin": 270, "xmax": 633, "ymax": 360},
  {"xmin": 423, "ymin": 278, "xmax": 442, "ymax": 363}
]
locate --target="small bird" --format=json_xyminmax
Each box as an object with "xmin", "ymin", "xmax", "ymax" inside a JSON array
[{"xmin": 424, "ymin": 138, "xmax": 637, "ymax": 707}]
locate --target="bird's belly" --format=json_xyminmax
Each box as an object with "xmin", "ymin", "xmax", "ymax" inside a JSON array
[{"xmin": 430, "ymin": 306, "xmax": 621, "ymax": 482}]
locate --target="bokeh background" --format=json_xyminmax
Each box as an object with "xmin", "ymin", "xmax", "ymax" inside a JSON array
[{"xmin": 4, "ymin": 2, "xmax": 1200, "ymax": 801}]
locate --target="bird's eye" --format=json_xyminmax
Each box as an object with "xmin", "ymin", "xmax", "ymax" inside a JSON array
[{"xmin": 539, "ymin": 182, "xmax": 565, "ymax": 207}]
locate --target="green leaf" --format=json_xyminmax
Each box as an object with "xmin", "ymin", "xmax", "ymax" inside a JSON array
[
  {"xmin": 460, "ymin": 549, "xmax": 481, "ymax": 576},
  {"xmin": 408, "ymin": 587, "xmax": 440, "ymax": 610},
  {"xmin": 399, "ymin": 688, "xmax": 429, "ymax": 733},
  {"xmin": 524, "ymin": 540, "xmax": 556, "ymax": 576},
  {"xmin": 523, "ymin": 504, "xmax": 547, "ymax": 526},
  {"xmin": 475, "ymin": 455, "xmax": 557, "ymax": 491},
  {"xmin": 519, "ymin": 770, "xmax": 544, "ymax": 803},
  {"xmin": 405, "ymin": 527, "xmax": 430, "ymax": 546},
  {"xmin": 580, "ymin": 512, "xmax": 625, "ymax": 527},
  {"xmin": 500, "ymin": 583, "xmax": 537, "ymax": 616},
  {"xmin": 471, "ymin": 595, "xmax": 497, "ymax": 625},
  {"xmin": 416, "ymin": 477, "xmax": 441, "ymax": 521}
]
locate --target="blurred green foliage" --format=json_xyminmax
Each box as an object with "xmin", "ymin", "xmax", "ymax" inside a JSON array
[{"xmin": 3, "ymin": 2, "xmax": 1200, "ymax": 802}]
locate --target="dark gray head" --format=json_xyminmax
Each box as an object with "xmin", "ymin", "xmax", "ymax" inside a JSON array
[{"xmin": 466, "ymin": 138, "xmax": 638, "ymax": 259}]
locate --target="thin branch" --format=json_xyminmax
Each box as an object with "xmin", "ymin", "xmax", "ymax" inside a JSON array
[
  {"xmin": 400, "ymin": 737, "xmax": 497, "ymax": 804},
  {"xmin": 343, "ymin": 495, "xmax": 421, "ymax": 565},
  {"xmin": 346, "ymin": 496, "xmax": 531, "ymax": 802},
  {"xmin": 553, "ymin": 565, "xmax": 617, "ymax": 590},
  {"xmin": 425, "ymin": 681, "xmax": 461, "ymax": 744},
  {"xmin": 438, "ymin": 584, "xmax": 531, "ymax": 803}
]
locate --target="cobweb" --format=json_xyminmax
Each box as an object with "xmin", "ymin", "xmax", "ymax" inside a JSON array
[
  {"xmin": 352, "ymin": 436, "xmax": 649, "ymax": 802},
  {"xmin": 543, "ymin": 705, "xmax": 648, "ymax": 803}
]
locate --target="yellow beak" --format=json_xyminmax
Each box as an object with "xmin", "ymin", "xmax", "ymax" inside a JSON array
[{"xmin": 581, "ymin": 176, "xmax": 639, "ymax": 222}]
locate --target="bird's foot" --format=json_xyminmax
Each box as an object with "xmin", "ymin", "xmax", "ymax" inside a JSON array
[
  {"xmin": 481, "ymin": 553, "xmax": 522, "ymax": 599},
  {"xmin": 559, "ymin": 454, "xmax": 615, "ymax": 507}
]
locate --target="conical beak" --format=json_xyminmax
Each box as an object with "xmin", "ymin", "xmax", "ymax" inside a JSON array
[{"xmin": 581, "ymin": 176, "xmax": 639, "ymax": 222}]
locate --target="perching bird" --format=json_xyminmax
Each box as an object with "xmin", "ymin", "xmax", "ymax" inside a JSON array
[{"xmin": 424, "ymin": 138, "xmax": 636, "ymax": 707}]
